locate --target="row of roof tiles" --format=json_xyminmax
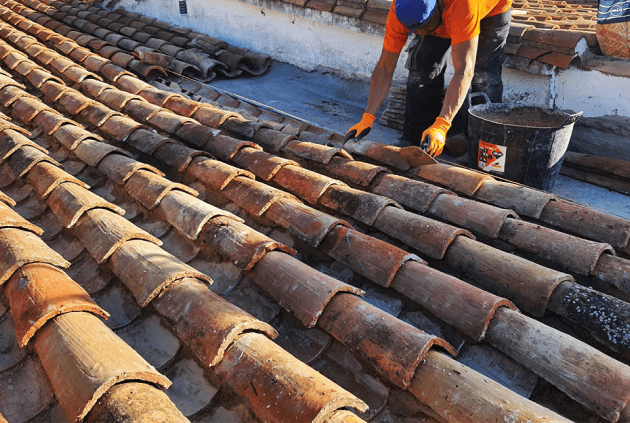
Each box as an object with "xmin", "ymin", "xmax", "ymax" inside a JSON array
[{"xmin": 3, "ymin": 0, "xmax": 630, "ymax": 422}]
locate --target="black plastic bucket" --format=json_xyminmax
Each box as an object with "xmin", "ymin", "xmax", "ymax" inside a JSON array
[{"xmin": 467, "ymin": 93, "xmax": 582, "ymax": 191}]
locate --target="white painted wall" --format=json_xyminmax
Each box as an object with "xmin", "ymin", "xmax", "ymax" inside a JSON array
[
  {"xmin": 117, "ymin": 0, "xmax": 630, "ymax": 118},
  {"xmin": 116, "ymin": 0, "xmax": 410, "ymax": 81}
]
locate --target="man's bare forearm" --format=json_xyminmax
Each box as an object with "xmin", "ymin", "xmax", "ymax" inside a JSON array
[
  {"xmin": 439, "ymin": 38, "xmax": 478, "ymax": 123},
  {"xmin": 366, "ymin": 49, "xmax": 401, "ymax": 116}
]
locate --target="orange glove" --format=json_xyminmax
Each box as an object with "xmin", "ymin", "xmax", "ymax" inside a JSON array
[
  {"xmin": 421, "ymin": 117, "xmax": 451, "ymax": 157},
  {"xmin": 343, "ymin": 113, "xmax": 375, "ymax": 142}
]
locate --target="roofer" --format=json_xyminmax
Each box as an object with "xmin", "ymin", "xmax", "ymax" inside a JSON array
[{"xmin": 344, "ymin": 0, "xmax": 512, "ymax": 157}]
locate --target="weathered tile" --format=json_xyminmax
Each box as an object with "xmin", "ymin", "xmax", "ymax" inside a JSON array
[
  {"xmin": 48, "ymin": 182, "xmax": 125, "ymax": 228},
  {"xmin": 271, "ymin": 310, "xmax": 332, "ymax": 365},
  {"xmin": 0, "ymin": 312, "xmax": 27, "ymax": 373},
  {"xmin": 33, "ymin": 312, "xmax": 170, "ymax": 422},
  {"xmin": 0, "ymin": 199, "xmax": 43, "ymax": 235},
  {"xmin": 162, "ymin": 358, "xmax": 220, "ymax": 417}
]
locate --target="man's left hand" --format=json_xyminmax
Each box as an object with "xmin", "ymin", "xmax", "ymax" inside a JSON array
[{"xmin": 421, "ymin": 117, "xmax": 451, "ymax": 157}]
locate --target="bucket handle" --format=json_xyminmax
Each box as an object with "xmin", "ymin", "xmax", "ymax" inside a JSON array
[
  {"xmin": 560, "ymin": 111, "xmax": 583, "ymax": 127},
  {"xmin": 467, "ymin": 92, "xmax": 491, "ymax": 109}
]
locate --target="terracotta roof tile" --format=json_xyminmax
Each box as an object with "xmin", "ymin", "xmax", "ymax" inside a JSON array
[
  {"xmin": 273, "ymin": 164, "xmax": 343, "ymax": 204},
  {"xmin": 319, "ymin": 184, "xmax": 401, "ymax": 226},
  {"xmin": 26, "ymin": 160, "xmax": 88, "ymax": 199},
  {"xmin": 6, "ymin": 262, "xmax": 107, "ymax": 347},
  {"xmin": 0, "ymin": 227, "xmax": 70, "ymax": 284},
  {"xmin": 215, "ymin": 332, "xmax": 368, "ymax": 421},
  {"xmin": 154, "ymin": 277, "xmax": 277, "ymax": 366},
  {"xmin": 47, "ymin": 181, "xmax": 124, "ymax": 228},
  {"xmin": 32, "ymin": 312, "xmax": 170, "ymax": 421},
  {"xmin": 96, "ymin": 153, "xmax": 164, "ymax": 185},
  {"xmin": 124, "ymin": 169, "xmax": 197, "ymax": 210},
  {"xmin": 231, "ymin": 147, "xmax": 299, "ymax": 181},
  {"xmin": 222, "ymin": 176, "xmax": 299, "ymax": 217},
  {"xmin": 186, "ymin": 155, "xmax": 253, "ymax": 191}
]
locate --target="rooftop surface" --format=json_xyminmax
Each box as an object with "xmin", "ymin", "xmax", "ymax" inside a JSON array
[{"xmin": 0, "ymin": 0, "xmax": 630, "ymax": 422}]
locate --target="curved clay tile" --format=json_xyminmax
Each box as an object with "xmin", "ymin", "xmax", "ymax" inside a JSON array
[
  {"xmin": 0, "ymin": 312, "xmax": 27, "ymax": 372},
  {"xmin": 273, "ymin": 165, "xmax": 343, "ymax": 205},
  {"xmin": 320, "ymin": 185, "xmax": 401, "ymax": 226},
  {"xmin": 371, "ymin": 173, "xmax": 453, "ymax": 213},
  {"xmin": 32, "ymin": 312, "xmax": 171, "ymax": 422},
  {"xmin": 65, "ymin": 252, "xmax": 111, "ymax": 294},
  {"xmin": 153, "ymin": 277, "xmax": 278, "ymax": 366},
  {"xmin": 33, "ymin": 110, "xmax": 76, "ymax": 135},
  {"xmin": 474, "ymin": 178, "xmax": 557, "ymax": 219},
  {"xmin": 445, "ymin": 236, "xmax": 573, "ymax": 316},
  {"xmin": 265, "ymin": 197, "xmax": 351, "ymax": 248},
  {"xmin": 124, "ymin": 169, "xmax": 197, "ymax": 210},
  {"xmin": 248, "ymin": 251, "xmax": 364, "ymax": 327},
  {"xmin": 373, "ymin": 206, "xmax": 473, "ymax": 259},
  {"xmin": 322, "ymin": 156, "xmax": 390, "ymax": 187},
  {"xmin": 73, "ymin": 138, "xmax": 131, "ymax": 167},
  {"xmin": 6, "ymin": 262, "xmax": 108, "ymax": 347},
  {"xmin": 0, "ymin": 227, "xmax": 69, "ymax": 285},
  {"xmin": 175, "ymin": 121, "xmax": 218, "ymax": 147},
  {"xmin": 0, "ymin": 188, "xmax": 15, "ymax": 206},
  {"xmin": 157, "ymin": 189, "xmax": 241, "ymax": 240},
  {"xmin": 220, "ymin": 115, "xmax": 268, "ymax": 139},
  {"xmin": 96, "ymin": 153, "xmax": 164, "ymax": 185},
  {"xmin": 416, "ymin": 163, "xmax": 495, "ymax": 197},
  {"xmin": 283, "ymin": 140, "xmax": 353, "ymax": 165},
  {"xmin": 108, "ymin": 239, "xmax": 211, "ymax": 306},
  {"xmin": 410, "ymin": 350, "xmax": 571, "ymax": 422},
  {"xmin": 232, "ymin": 147, "xmax": 299, "ymax": 181},
  {"xmin": 593, "ymin": 254, "xmax": 630, "ymax": 295},
  {"xmin": 152, "ymin": 142, "xmax": 209, "ymax": 173},
  {"xmin": 222, "ymin": 176, "xmax": 299, "ymax": 217},
  {"xmin": 429, "ymin": 193, "xmax": 520, "ymax": 238},
  {"xmin": 0, "ymin": 196, "xmax": 43, "ymax": 234},
  {"xmin": 192, "ymin": 105, "xmax": 239, "ymax": 128},
  {"xmin": 488, "ymin": 307, "xmax": 630, "ymax": 422},
  {"xmin": 343, "ymin": 139, "xmax": 414, "ymax": 171},
  {"xmin": 186, "ymin": 156, "xmax": 253, "ymax": 191},
  {"xmin": 0, "ymin": 133, "xmax": 48, "ymax": 167},
  {"xmin": 392, "ymin": 260, "xmax": 518, "ymax": 341},
  {"xmin": 204, "ymin": 134, "xmax": 261, "ymax": 162},
  {"xmin": 499, "ymin": 218, "xmax": 614, "ymax": 275},
  {"xmin": 215, "ymin": 332, "xmax": 368, "ymax": 423},
  {"xmin": 540, "ymin": 198, "xmax": 630, "ymax": 250},
  {"xmin": 252, "ymin": 127, "xmax": 296, "ymax": 151},
  {"xmin": 73, "ymin": 208, "xmax": 161, "ymax": 263},
  {"xmin": 47, "ymin": 181, "xmax": 124, "ymax": 228}
]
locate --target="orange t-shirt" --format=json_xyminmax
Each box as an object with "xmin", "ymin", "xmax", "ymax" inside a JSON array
[{"xmin": 383, "ymin": 0, "xmax": 512, "ymax": 53}]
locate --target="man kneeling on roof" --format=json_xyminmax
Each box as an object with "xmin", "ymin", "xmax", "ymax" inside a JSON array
[{"xmin": 344, "ymin": 0, "xmax": 512, "ymax": 157}]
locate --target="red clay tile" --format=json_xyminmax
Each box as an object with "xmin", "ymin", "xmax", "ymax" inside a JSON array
[
  {"xmin": 6, "ymin": 262, "xmax": 108, "ymax": 347},
  {"xmin": 0, "ymin": 227, "xmax": 70, "ymax": 284},
  {"xmin": 154, "ymin": 277, "xmax": 277, "ymax": 366},
  {"xmin": 215, "ymin": 332, "xmax": 368, "ymax": 421},
  {"xmin": 500, "ymin": 218, "xmax": 614, "ymax": 275},
  {"xmin": 0, "ymin": 131, "xmax": 47, "ymax": 163},
  {"xmin": 321, "ymin": 225, "xmax": 422, "ymax": 287},
  {"xmin": 320, "ymin": 292, "xmax": 455, "ymax": 388},
  {"xmin": 12, "ymin": 96, "xmax": 54, "ymax": 124},
  {"xmin": 79, "ymin": 102, "xmax": 123, "ymax": 127},
  {"xmin": 541, "ymin": 199, "xmax": 630, "ymax": 249},
  {"xmin": 147, "ymin": 110, "xmax": 194, "ymax": 134},
  {"xmin": 374, "ymin": 207, "xmax": 473, "ymax": 259},
  {"xmin": 97, "ymin": 153, "xmax": 164, "ymax": 185},
  {"xmin": 99, "ymin": 115, "xmax": 143, "ymax": 142},
  {"xmin": 124, "ymin": 169, "xmax": 197, "ymax": 209},
  {"xmin": 6, "ymin": 144, "xmax": 60, "ymax": 178},
  {"xmin": 283, "ymin": 140, "xmax": 352, "ymax": 165},
  {"xmin": 446, "ymin": 236, "xmax": 573, "ymax": 316},
  {"xmin": 372, "ymin": 174, "xmax": 451, "ymax": 213},
  {"xmin": 393, "ymin": 260, "xmax": 517, "ymax": 340},
  {"xmin": 87, "ymin": 381, "xmax": 188, "ymax": 423},
  {"xmin": 123, "ymin": 98, "xmax": 161, "ymax": 121},
  {"xmin": 199, "ymin": 214, "xmax": 294, "ymax": 271},
  {"xmin": 232, "ymin": 147, "xmax": 299, "ymax": 181},
  {"xmin": 273, "ymin": 165, "xmax": 342, "ymax": 205},
  {"xmin": 26, "ymin": 160, "xmax": 88, "ymax": 199},
  {"xmin": 323, "ymin": 157, "xmax": 390, "ymax": 187},
  {"xmin": 51, "ymin": 123, "xmax": 99, "ymax": 150},
  {"xmin": 32, "ymin": 110, "xmax": 76, "ymax": 136},
  {"xmin": 47, "ymin": 181, "xmax": 125, "ymax": 228},
  {"xmin": 157, "ymin": 182, "xmax": 235, "ymax": 230},
  {"xmin": 248, "ymin": 250, "xmax": 363, "ymax": 327},
  {"xmin": 204, "ymin": 134, "xmax": 261, "ymax": 161},
  {"xmin": 474, "ymin": 179, "xmax": 556, "ymax": 219},
  {"xmin": 429, "ymin": 193, "xmax": 519, "ymax": 238},
  {"xmin": 0, "ymin": 199, "xmax": 42, "ymax": 234},
  {"xmin": 57, "ymin": 91, "xmax": 96, "ymax": 115},
  {"xmin": 174, "ymin": 121, "xmax": 218, "ymax": 147},
  {"xmin": 416, "ymin": 163, "xmax": 494, "ymax": 197},
  {"xmin": 108, "ymin": 239, "xmax": 211, "ymax": 306},
  {"xmin": 320, "ymin": 184, "xmax": 401, "ymax": 226},
  {"xmin": 0, "ymin": 189, "xmax": 16, "ymax": 206},
  {"xmin": 343, "ymin": 140, "xmax": 414, "ymax": 171},
  {"xmin": 488, "ymin": 307, "xmax": 630, "ymax": 422},
  {"xmin": 32, "ymin": 311, "xmax": 171, "ymax": 422},
  {"xmin": 153, "ymin": 142, "xmax": 209, "ymax": 173},
  {"xmin": 223, "ymin": 176, "xmax": 299, "ymax": 217},
  {"xmin": 186, "ymin": 155, "xmax": 254, "ymax": 191},
  {"xmin": 73, "ymin": 208, "xmax": 161, "ymax": 263},
  {"xmin": 410, "ymin": 349, "xmax": 568, "ymax": 422},
  {"xmin": 192, "ymin": 105, "xmax": 239, "ymax": 128}
]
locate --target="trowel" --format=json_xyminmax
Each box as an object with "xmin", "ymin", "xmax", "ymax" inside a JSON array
[{"xmin": 399, "ymin": 133, "xmax": 438, "ymax": 167}]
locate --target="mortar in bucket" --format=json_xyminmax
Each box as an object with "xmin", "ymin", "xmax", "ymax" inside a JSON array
[{"xmin": 467, "ymin": 92, "xmax": 582, "ymax": 191}]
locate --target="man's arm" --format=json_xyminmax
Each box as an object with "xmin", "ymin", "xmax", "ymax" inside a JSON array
[
  {"xmin": 423, "ymin": 36, "xmax": 478, "ymax": 156},
  {"xmin": 344, "ymin": 48, "xmax": 400, "ymax": 142},
  {"xmin": 440, "ymin": 37, "xmax": 478, "ymax": 122},
  {"xmin": 366, "ymin": 48, "xmax": 401, "ymax": 116}
]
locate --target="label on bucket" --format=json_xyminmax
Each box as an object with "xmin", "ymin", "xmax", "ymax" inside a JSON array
[{"xmin": 478, "ymin": 140, "xmax": 507, "ymax": 173}]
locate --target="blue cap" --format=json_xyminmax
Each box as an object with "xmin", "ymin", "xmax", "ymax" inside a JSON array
[{"xmin": 395, "ymin": 0, "xmax": 437, "ymax": 31}]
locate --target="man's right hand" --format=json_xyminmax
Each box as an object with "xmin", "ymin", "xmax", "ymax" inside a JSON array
[{"xmin": 343, "ymin": 113, "xmax": 376, "ymax": 142}]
